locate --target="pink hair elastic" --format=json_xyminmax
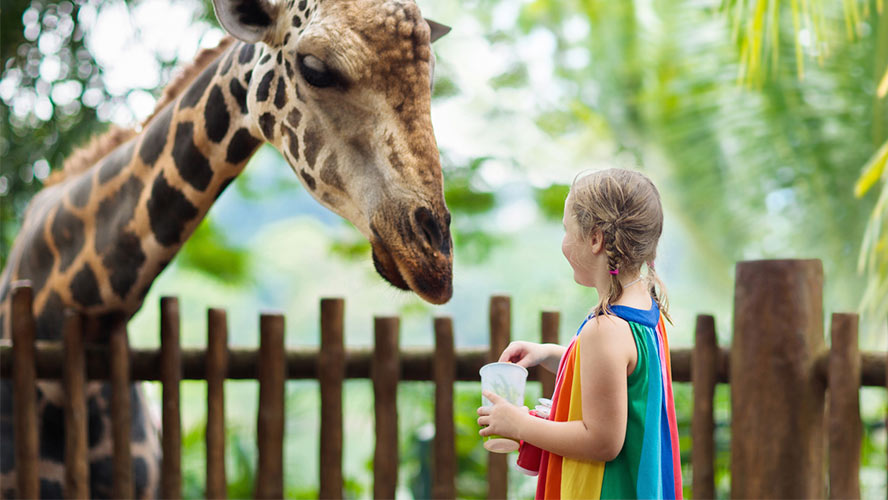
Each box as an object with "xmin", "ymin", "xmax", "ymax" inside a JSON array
[{"xmin": 609, "ymin": 269, "xmax": 619, "ymax": 275}]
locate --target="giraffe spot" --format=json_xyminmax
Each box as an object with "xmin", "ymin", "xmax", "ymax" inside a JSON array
[
  {"xmin": 40, "ymin": 480, "xmax": 63, "ymax": 499},
  {"xmin": 229, "ymin": 78, "xmax": 248, "ymax": 115},
  {"xmin": 40, "ymin": 402, "xmax": 65, "ymax": 463},
  {"xmin": 87, "ymin": 393, "xmax": 104, "ymax": 448},
  {"xmin": 173, "ymin": 121, "xmax": 213, "ymax": 191},
  {"xmin": 139, "ymin": 105, "xmax": 173, "ymax": 167},
  {"xmin": 68, "ymin": 170, "xmax": 93, "ymax": 208},
  {"xmin": 238, "ymin": 43, "xmax": 255, "ymax": 64},
  {"xmin": 286, "ymin": 108, "xmax": 301, "ymax": 128},
  {"xmin": 179, "ymin": 59, "xmax": 220, "ymax": 109},
  {"xmin": 256, "ymin": 70, "xmax": 275, "ymax": 102},
  {"xmin": 283, "ymin": 126, "xmax": 299, "ymax": 160},
  {"xmin": 283, "ymin": 33, "xmax": 291, "ymax": 45},
  {"xmin": 51, "ymin": 205, "xmax": 85, "ymax": 273},
  {"xmin": 35, "ymin": 292, "xmax": 63, "ymax": 340},
  {"xmin": 285, "ymin": 59, "xmax": 294, "ymax": 79},
  {"xmin": 388, "ymin": 151, "xmax": 406, "ymax": 174},
  {"xmin": 303, "ymin": 125, "xmax": 322, "ymax": 169},
  {"xmin": 320, "ymin": 153, "xmax": 345, "ymax": 192},
  {"xmin": 71, "ymin": 263, "xmax": 102, "ymax": 307},
  {"xmin": 233, "ymin": 0, "xmax": 272, "ymax": 26},
  {"xmin": 103, "ymin": 232, "xmax": 145, "ymax": 300},
  {"xmin": 259, "ymin": 53, "xmax": 272, "ymax": 65},
  {"xmin": 95, "ymin": 175, "xmax": 143, "ymax": 254},
  {"xmin": 220, "ymin": 49, "xmax": 234, "ymax": 75},
  {"xmin": 215, "ymin": 176, "xmax": 236, "ymax": 200},
  {"xmin": 226, "ymin": 128, "xmax": 262, "ymax": 164},
  {"xmin": 205, "ymin": 85, "xmax": 230, "ymax": 143},
  {"xmin": 17, "ymin": 227, "xmax": 54, "ymax": 294},
  {"xmin": 245, "ymin": 70, "xmax": 253, "ymax": 84},
  {"xmin": 300, "ymin": 171, "xmax": 316, "ymax": 190},
  {"xmin": 292, "ymin": 15, "xmax": 302, "ymax": 28},
  {"xmin": 90, "ymin": 456, "xmax": 114, "ymax": 498},
  {"xmin": 276, "ymin": 51, "xmax": 282, "ymax": 65},
  {"xmin": 130, "ymin": 386, "xmax": 147, "ymax": 442},
  {"xmin": 274, "ymin": 75, "xmax": 287, "ymax": 109},
  {"xmin": 298, "ymin": 0, "xmax": 307, "ymax": 10},
  {"xmin": 133, "ymin": 457, "xmax": 148, "ymax": 493},
  {"xmin": 147, "ymin": 174, "xmax": 199, "ymax": 247},
  {"xmin": 259, "ymin": 113, "xmax": 276, "ymax": 141},
  {"xmin": 98, "ymin": 142, "xmax": 135, "ymax": 184}
]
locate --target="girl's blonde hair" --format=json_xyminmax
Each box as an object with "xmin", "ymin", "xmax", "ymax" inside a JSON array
[{"xmin": 568, "ymin": 168, "xmax": 671, "ymax": 322}]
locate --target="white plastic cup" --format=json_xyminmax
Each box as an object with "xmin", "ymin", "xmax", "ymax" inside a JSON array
[{"xmin": 479, "ymin": 362, "xmax": 528, "ymax": 453}]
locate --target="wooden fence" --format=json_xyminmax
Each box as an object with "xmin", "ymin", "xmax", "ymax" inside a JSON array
[{"xmin": 1, "ymin": 259, "xmax": 886, "ymax": 499}]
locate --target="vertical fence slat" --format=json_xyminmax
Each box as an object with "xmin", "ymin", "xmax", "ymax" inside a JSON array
[
  {"xmin": 488, "ymin": 295, "xmax": 511, "ymax": 500},
  {"xmin": 731, "ymin": 259, "xmax": 825, "ymax": 499},
  {"xmin": 432, "ymin": 317, "xmax": 456, "ymax": 500},
  {"xmin": 63, "ymin": 310, "xmax": 89, "ymax": 499},
  {"xmin": 319, "ymin": 298, "xmax": 345, "ymax": 500},
  {"xmin": 828, "ymin": 313, "xmax": 861, "ymax": 499},
  {"xmin": 373, "ymin": 317, "xmax": 400, "ymax": 500},
  {"xmin": 691, "ymin": 314, "xmax": 717, "ymax": 500},
  {"xmin": 540, "ymin": 311, "xmax": 559, "ymax": 399},
  {"xmin": 161, "ymin": 297, "xmax": 182, "ymax": 500},
  {"xmin": 255, "ymin": 313, "xmax": 285, "ymax": 499},
  {"xmin": 11, "ymin": 284, "xmax": 39, "ymax": 499},
  {"xmin": 206, "ymin": 308, "xmax": 228, "ymax": 499},
  {"xmin": 109, "ymin": 320, "xmax": 133, "ymax": 499}
]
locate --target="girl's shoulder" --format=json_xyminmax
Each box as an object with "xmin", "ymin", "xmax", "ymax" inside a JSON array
[{"xmin": 576, "ymin": 313, "xmax": 638, "ymax": 373}]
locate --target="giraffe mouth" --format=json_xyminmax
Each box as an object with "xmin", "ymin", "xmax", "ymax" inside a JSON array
[{"xmin": 370, "ymin": 225, "xmax": 453, "ymax": 305}]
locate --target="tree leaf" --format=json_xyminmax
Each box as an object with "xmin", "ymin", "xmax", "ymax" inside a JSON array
[{"xmin": 854, "ymin": 138, "xmax": 888, "ymax": 198}]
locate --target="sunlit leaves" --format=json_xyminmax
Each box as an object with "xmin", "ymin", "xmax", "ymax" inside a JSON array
[
  {"xmin": 534, "ymin": 183, "xmax": 569, "ymax": 220},
  {"xmin": 177, "ymin": 218, "xmax": 250, "ymax": 283}
]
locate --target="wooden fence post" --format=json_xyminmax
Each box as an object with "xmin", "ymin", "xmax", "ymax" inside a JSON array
[
  {"xmin": 11, "ymin": 284, "xmax": 39, "ymax": 499},
  {"xmin": 160, "ymin": 297, "xmax": 182, "ymax": 499},
  {"xmin": 540, "ymin": 311, "xmax": 559, "ymax": 399},
  {"xmin": 828, "ymin": 313, "xmax": 861, "ymax": 499},
  {"xmin": 731, "ymin": 259, "xmax": 825, "ymax": 499},
  {"xmin": 691, "ymin": 315, "xmax": 717, "ymax": 500},
  {"xmin": 488, "ymin": 295, "xmax": 511, "ymax": 500},
  {"xmin": 109, "ymin": 319, "xmax": 133, "ymax": 499},
  {"xmin": 206, "ymin": 308, "xmax": 228, "ymax": 499},
  {"xmin": 319, "ymin": 298, "xmax": 345, "ymax": 500},
  {"xmin": 373, "ymin": 317, "xmax": 400, "ymax": 499},
  {"xmin": 255, "ymin": 313, "xmax": 285, "ymax": 499},
  {"xmin": 432, "ymin": 317, "xmax": 456, "ymax": 500},
  {"xmin": 63, "ymin": 310, "xmax": 89, "ymax": 499}
]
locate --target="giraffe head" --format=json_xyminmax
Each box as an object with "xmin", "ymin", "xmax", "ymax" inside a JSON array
[{"xmin": 213, "ymin": 0, "xmax": 453, "ymax": 304}]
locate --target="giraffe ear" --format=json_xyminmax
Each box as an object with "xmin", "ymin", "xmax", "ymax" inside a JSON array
[
  {"xmin": 426, "ymin": 19, "xmax": 451, "ymax": 43},
  {"xmin": 213, "ymin": 0, "xmax": 277, "ymax": 44}
]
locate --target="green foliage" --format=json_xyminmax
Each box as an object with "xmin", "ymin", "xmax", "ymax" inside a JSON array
[
  {"xmin": 177, "ymin": 219, "xmax": 250, "ymax": 284},
  {"xmin": 535, "ymin": 184, "xmax": 570, "ymax": 221}
]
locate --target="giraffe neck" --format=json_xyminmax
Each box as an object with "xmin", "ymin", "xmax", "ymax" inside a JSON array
[{"xmin": 1, "ymin": 40, "xmax": 268, "ymax": 334}]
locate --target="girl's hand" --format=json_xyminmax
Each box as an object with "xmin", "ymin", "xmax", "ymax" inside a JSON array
[
  {"xmin": 498, "ymin": 341, "xmax": 546, "ymax": 368},
  {"xmin": 477, "ymin": 391, "xmax": 530, "ymax": 440},
  {"xmin": 499, "ymin": 341, "xmax": 565, "ymax": 373}
]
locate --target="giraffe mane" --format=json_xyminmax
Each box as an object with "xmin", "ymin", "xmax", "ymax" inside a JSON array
[{"xmin": 46, "ymin": 36, "xmax": 236, "ymax": 186}]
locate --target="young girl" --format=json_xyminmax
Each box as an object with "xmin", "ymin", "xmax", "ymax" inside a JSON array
[{"xmin": 477, "ymin": 168, "xmax": 683, "ymax": 499}]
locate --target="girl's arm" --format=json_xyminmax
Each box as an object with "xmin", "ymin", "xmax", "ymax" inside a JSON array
[{"xmin": 479, "ymin": 316, "xmax": 634, "ymax": 462}]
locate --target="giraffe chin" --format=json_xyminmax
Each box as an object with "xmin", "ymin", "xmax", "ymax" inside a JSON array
[{"xmin": 371, "ymin": 244, "xmax": 452, "ymax": 305}]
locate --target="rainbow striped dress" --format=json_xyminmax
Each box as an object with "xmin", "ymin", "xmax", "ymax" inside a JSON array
[{"xmin": 536, "ymin": 301, "xmax": 683, "ymax": 499}]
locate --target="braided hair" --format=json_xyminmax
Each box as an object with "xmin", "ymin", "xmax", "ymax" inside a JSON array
[{"xmin": 569, "ymin": 168, "xmax": 671, "ymax": 322}]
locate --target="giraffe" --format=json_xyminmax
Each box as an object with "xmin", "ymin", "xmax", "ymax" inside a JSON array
[{"xmin": 0, "ymin": 0, "xmax": 452, "ymax": 496}]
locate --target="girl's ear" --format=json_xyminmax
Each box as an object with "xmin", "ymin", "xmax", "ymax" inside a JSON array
[{"xmin": 589, "ymin": 229, "xmax": 605, "ymax": 254}]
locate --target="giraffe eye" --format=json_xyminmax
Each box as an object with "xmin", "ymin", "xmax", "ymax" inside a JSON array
[{"xmin": 298, "ymin": 54, "xmax": 337, "ymax": 88}]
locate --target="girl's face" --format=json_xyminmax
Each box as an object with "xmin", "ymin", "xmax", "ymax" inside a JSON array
[{"xmin": 562, "ymin": 195, "xmax": 599, "ymax": 287}]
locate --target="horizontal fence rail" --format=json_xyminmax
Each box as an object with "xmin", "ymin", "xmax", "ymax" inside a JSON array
[
  {"xmin": 2, "ymin": 342, "xmax": 887, "ymax": 386},
  {"xmin": 2, "ymin": 270, "xmax": 887, "ymax": 499}
]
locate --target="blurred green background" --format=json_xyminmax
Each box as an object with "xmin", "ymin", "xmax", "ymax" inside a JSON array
[{"xmin": 1, "ymin": 0, "xmax": 886, "ymax": 497}]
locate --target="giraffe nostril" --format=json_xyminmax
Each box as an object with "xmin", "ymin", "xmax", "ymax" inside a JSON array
[{"xmin": 414, "ymin": 207, "xmax": 446, "ymax": 254}]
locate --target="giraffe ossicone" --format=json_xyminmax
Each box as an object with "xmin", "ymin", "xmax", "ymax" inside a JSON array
[{"xmin": 0, "ymin": 0, "xmax": 452, "ymax": 496}]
